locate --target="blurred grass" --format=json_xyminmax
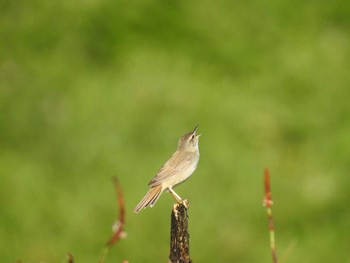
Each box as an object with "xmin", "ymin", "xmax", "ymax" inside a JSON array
[{"xmin": 1, "ymin": 0, "xmax": 350, "ymax": 262}]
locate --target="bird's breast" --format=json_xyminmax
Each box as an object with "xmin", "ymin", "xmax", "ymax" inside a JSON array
[{"xmin": 172, "ymin": 154, "xmax": 199, "ymax": 186}]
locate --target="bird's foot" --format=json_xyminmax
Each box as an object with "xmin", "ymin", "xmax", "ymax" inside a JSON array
[{"xmin": 180, "ymin": 199, "xmax": 190, "ymax": 209}]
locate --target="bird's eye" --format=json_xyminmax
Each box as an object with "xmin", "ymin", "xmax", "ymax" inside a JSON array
[{"xmin": 191, "ymin": 134, "xmax": 195, "ymax": 140}]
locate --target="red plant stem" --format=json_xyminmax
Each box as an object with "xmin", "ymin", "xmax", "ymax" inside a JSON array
[
  {"xmin": 99, "ymin": 177, "xmax": 128, "ymax": 263},
  {"xmin": 264, "ymin": 168, "xmax": 278, "ymax": 263},
  {"xmin": 106, "ymin": 176, "xmax": 126, "ymax": 247}
]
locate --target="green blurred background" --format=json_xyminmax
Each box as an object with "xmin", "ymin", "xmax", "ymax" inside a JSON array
[{"xmin": 1, "ymin": 0, "xmax": 350, "ymax": 262}]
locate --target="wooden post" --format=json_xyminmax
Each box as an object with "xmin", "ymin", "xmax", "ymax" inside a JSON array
[{"xmin": 169, "ymin": 203, "xmax": 192, "ymax": 263}]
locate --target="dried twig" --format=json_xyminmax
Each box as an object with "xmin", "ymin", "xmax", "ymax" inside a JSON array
[{"xmin": 263, "ymin": 168, "xmax": 278, "ymax": 263}]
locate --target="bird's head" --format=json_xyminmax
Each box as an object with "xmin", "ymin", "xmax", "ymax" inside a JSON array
[{"xmin": 177, "ymin": 125, "xmax": 201, "ymax": 153}]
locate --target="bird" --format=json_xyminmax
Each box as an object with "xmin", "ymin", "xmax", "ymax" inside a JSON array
[{"xmin": 134, "ymin": 126, "xmax": 201, "ymax": 213}]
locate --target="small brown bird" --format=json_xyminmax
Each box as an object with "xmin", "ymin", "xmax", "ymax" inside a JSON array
[{"xmin": 134, "ymin": 126, "xmax": 201, "ymax": 213}]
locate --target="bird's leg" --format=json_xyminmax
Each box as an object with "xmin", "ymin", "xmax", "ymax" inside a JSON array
[
  {"xmin": 168, "ymin": 188, "xmax": 190, "ymax": 208},
  {"xmin": 168, "ymin": 188, "xmax": 183, "ymax": 203}
]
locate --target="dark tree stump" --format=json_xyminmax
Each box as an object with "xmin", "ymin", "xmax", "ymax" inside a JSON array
[{"xmin": 169, "ymin": 203, "xmax": 192, "ymax": 263}]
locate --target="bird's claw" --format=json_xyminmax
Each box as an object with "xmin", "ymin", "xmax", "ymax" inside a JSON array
[{"xmin": 180, "ymin": 199, "xmax": 190, "ymax": 209}]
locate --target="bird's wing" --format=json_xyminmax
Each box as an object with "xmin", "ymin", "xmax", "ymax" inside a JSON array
[{"xmin": 148, "ymin": 151, "xmax": 189, "ymax": 187}]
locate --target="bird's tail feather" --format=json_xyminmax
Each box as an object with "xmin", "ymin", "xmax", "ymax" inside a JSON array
[{"xmin": 134, "ymin": 185, "xmax": 163, "ymax": 213}]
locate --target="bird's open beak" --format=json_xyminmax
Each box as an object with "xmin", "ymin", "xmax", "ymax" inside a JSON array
[
  {"xmin": 196, "ymin": 134, "xmax": 202, "ymax": 138},
  {"xmin": 193, "ymin": 125, "xmax": 198, "ymax": 133}
]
